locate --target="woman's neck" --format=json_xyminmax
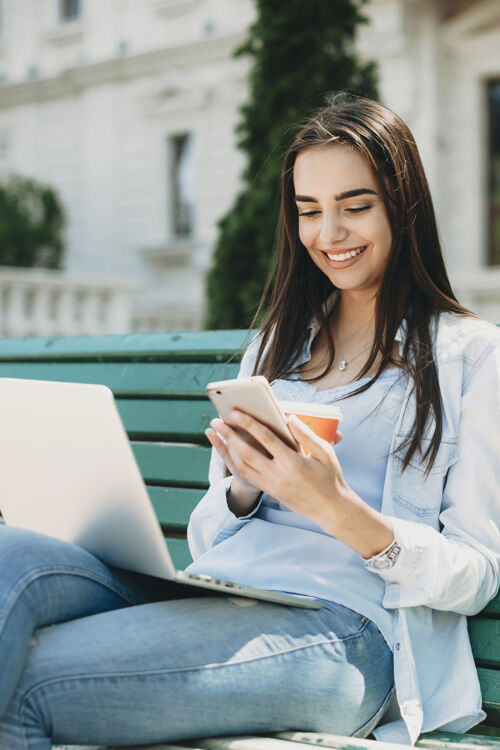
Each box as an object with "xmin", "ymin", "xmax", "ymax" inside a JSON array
[{"xmin": 335, "ymin": 291, "xmax": 376, "ymax": 345}]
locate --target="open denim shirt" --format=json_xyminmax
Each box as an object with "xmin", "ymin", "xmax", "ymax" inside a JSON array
[{"xmin": 188, "ymin": 306, "xmax": 500, "ymax": 745}]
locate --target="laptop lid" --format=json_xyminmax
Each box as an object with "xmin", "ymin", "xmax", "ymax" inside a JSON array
[{"xmin": 0, "ymin": 378, "xmax": 177, "ymax": 580}]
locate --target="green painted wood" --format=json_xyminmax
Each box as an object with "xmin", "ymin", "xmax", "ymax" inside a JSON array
[
  {"xmin": 418, "ymin": 731, "xmax": 500, "ymax": 747},
  {"xmin": 0, "ymin": 330, "xmax": 252, "ymax": 361},
  {"xmin": 165, "ymin": 537, "xmax": 193, "ymax": 570},
  {"xmin": 182, "ymin": 736, "xmax": 411, "ymax": 750},
  {"xmin": 0, "ymin": 361, "xmax": 240, "ymax": 396},
  {"xmin": 483, "ymin": 593, "xmax": 500, "ymax": 617},
  {"xmin": 467, "ymin": 725, "xmax": 500, "ymax": 737},
  {"xmin": 273, "ymin": 732, "xmax": 411, "ymax": 749},
  {"xmin": 132, "ymin": 443, "xmax": 211, "ymax": 488},
  {"xmin": 99, "ymin": 728, "xmax": 500, "ymax": 750},
  {"xmin": 148, "ymin": 486, "xmax": 203, "ymax": 530},
  {"xmin": 478, "ymin": 667, "xmax": 500, "ymax": 726},
  {"xmin": 273, "ymin": 729, "xmax": 500, "ymax": 749},
  {"xmin": 469, "ymin": 619, "xmax": 500, "ymax": 667},
  {"xmin": 117, "ymin": 399, "xmax": 216, "ymax": 441}
]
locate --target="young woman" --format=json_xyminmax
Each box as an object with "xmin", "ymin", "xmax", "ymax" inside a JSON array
[{"xmin": 1, "ymin": 96, "xmax": 499, "ymax": 749}]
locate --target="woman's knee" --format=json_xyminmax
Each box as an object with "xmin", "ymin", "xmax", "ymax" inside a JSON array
[
  {"xmin": 0, "ymin": 526, "xmax": 111, "ymax": 583},
  {"xmin": 0, "ymin": 526, "xmax": 82, "ymax": 583},
  {"xmin": 0, "ymin": 525, "xmax": 140, "ymax": 636}
]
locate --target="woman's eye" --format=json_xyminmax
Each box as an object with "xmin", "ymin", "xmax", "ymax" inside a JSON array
[
  {"xmin": 298, "ymin": 210, "xmax": 320, "ymax": 217},
  {"xmin": 345, "ymin": 205, "xmax": 370, "ymax": 214}
]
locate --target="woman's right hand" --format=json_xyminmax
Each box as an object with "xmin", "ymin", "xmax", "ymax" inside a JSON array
[{"xmin": 205, "ymin": 418, "xmax": 262, "ymax": 516}]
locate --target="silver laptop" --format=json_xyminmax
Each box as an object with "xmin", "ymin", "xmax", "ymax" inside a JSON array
[{"xmin": 0, "ymin": 378, "xmax": 320, "ymax": 610}]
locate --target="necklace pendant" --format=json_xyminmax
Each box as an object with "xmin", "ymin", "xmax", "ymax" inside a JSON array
[{"xmin": 339, "ymin": 360, "xmax": 347, "ymax": 371}]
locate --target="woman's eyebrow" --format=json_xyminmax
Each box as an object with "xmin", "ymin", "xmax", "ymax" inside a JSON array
[{"xmin": 295, "ymin": 188, "xmax": 377, "ymax": 203}]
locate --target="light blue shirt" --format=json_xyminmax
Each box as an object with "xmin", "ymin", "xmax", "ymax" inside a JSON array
[{"xmin": 188, "ymin": 307, "xmax": 500, "ymax": 745}]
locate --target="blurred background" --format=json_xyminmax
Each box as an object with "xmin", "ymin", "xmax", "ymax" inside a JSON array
[{"xmin": 0, "ymin": 0, "xmax": 499, "ymax": 337}]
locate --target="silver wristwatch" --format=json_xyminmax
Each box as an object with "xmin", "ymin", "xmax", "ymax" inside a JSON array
[{"xmin": 365, "ymin": 539, "xmax": 402, "ymax": 570}]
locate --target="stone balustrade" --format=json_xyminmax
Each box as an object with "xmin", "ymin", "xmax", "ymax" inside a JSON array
[{"xmin": 0, "ymin": 268, "xmax": 134, "ymax": 338}]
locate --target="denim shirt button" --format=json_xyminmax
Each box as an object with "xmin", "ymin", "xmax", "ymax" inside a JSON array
[{"xmin": 395, "ymin": 642, "xmax": 401, "ymax": 651}]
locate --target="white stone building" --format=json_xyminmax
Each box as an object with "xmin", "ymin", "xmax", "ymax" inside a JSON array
[
  {"xmin": 1, "ymin": 0, "xmax": 500, "ymax": 335},
  {"xmin": 0, "ymin": 0, "xmax": 256, "ymax": 333},
  {"xmin": 358, "ymin": 0, "xmax": 500, "ymax": 321}
]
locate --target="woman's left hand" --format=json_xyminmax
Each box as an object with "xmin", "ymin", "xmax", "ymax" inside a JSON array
[{"xmin": 212, "ymin": 409, "xmax": 394, "ymax": 557}]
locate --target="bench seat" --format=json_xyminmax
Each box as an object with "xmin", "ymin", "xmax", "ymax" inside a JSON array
[{"xmin": 0, "ymin": 330, "xmax": 498, "ymax": 750}]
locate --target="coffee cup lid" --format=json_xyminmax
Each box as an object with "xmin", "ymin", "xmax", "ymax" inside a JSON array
[{"xmin": 278, "ymin": 400, "xmax": 343, "ymax": 421}]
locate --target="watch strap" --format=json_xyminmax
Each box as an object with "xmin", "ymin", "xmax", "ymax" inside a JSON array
[{"xmin": 364, "ymin": 538, "xmax": 402, "ymax": 570}]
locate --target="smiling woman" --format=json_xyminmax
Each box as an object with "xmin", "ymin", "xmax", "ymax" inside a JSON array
[{"xmin": 200, "ymin": 95, "xmax": 500, "ymax": 742}]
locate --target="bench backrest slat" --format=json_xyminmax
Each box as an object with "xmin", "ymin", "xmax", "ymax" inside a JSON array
[
  {"xmin": 478, "ymin": 668, "xmax": 500, "ymax": 726},
  {"xmin": 164, "ymin": 537, "xmax": 195, "ymax": 570},
  {"xmin": 117, "ymin": 399, "xmax": 217, "ymax": 441},
  {"xmin": 148, "ymin": 487, "xmax": 205, "ymax": 531},
  {"xmin": 469, "ymin": 619, "xmax": 500, "ymax": 668},
  {"xmin": 0, "ymin": 331, "xmax": 251, "ymax": 359},
  {"xmin": 132, "ymin": 443, "xmax": 210, "ymax": 488},
  {"xmin": 0, "ymin": 361, "xmax": 240, "ymax": 396}
]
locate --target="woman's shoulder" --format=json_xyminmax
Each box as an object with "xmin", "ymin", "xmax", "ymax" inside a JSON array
[
  {"xmin": 238, "ymin": 327, "xmax": 274, "ymax": 378},
  {"xmin": 435, "ymin": 312, "xmax": 500, "ymax": 362}
]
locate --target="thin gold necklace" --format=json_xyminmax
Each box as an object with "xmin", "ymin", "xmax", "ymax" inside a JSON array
[{"xmin": 335, "ymin": 322, "xmax": 372, "ymax": 371}]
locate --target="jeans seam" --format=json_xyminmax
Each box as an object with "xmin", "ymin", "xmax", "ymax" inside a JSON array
[
  {"xmin": 19, "ymin": 625, "xmax": 371, "ymax": 706},
  {"xmin": 0, "ymin": 721, "xmax": 29, "ymax": 750},
  {"xmin": 0, "ymin": 566, "xmax": 142, "ymax": 630},
  {"xmin": 352, "ymin": 683, "xmax": 395, "ymax": 738}
]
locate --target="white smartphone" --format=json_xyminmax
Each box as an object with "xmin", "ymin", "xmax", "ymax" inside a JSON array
[{"xmin": 206, "ymin": 375, "xmax": 298, "ymax": 451}]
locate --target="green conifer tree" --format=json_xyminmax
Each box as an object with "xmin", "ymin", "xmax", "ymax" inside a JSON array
[
  {"xmin": 205, "ymin": 0, "xmax": 377, "ymax": 329},
  {"xmin": 0, "ymin": 176, "xmax": 66, "ymax": 269}
]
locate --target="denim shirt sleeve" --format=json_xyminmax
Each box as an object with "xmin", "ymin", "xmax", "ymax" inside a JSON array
[
  {"xmin": 371, "ymin": 339, "xmax": 500, "ymax": 616},
  {"xmin": 187, "ymin": 334, "xmax": 265, "ymax": 560}
]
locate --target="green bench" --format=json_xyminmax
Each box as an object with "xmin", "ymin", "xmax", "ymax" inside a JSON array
[{"xmin": 0, "ymin": 330, "xmax": 498, "ymax": 750}]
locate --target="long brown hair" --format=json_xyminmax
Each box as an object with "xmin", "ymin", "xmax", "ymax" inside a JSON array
[{"xmin": 250, "ymin": 95, "xmax": 471, "ymax": 472}]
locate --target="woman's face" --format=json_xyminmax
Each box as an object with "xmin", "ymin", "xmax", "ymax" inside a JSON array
[{"xmin": 293, "ymin": 144, "xmax": 392, "ymax": 297}]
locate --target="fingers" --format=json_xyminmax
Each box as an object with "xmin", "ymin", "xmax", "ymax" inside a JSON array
[
  {"xmin": 207, "ymin": 417, "xmax": 271, "ymax": 483},
  {"xmin": 205, "ymin": 426, "xmax": 225, "ymax": 451},
  {"xmin": 205, "ymin": 426, "xmax": 232, "ymax": 467},
  {"xmin": 228, "ymin": 409, "xmax": 292, "ymax": 460}
]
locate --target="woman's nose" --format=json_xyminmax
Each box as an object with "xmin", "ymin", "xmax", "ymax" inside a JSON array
[{"xmin": 318, "ymin": 212, "xmax": 347, "ymax": 245}]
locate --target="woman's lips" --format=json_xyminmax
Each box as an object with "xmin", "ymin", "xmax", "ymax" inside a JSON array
[{"xmin": 321, "ymin": 246, "xmax": 367, "ymax": 268}]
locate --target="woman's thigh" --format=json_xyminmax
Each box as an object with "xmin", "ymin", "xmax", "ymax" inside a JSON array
[
  {"xmin": 1, "ymin": 597, "xmax": 393, "ymax": 750},
  {"xmin": 0, "ymin": 525, "xmax": 201, "ymax": 717}
]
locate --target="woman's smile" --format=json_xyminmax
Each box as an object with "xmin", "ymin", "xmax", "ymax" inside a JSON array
[{"xmin": 322, "ymin": 245, "xmax": 368, "ymax": 266}]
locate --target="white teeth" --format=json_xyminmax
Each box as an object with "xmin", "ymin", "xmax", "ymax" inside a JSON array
[{"xmin": 326, "ymin": 247, "xmax": 365, "ymax": 262}]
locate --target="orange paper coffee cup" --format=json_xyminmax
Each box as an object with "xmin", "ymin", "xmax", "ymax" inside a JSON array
[{"xmin": 278, "ymin": 400, "xmax": 342, "ymax": 444}]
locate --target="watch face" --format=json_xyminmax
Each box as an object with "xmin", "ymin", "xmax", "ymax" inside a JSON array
[{"xmin": 373, "ymin": 559, "xmax": 392, "ymax": 569}]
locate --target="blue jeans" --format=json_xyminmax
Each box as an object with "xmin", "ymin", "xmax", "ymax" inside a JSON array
[{"xmin": 0, "ymin": 526, "xmax": 394, "ymax": 749}]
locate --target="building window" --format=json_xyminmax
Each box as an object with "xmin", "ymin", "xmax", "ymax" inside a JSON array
[
  {"xmin": 169, "ymin": 133, "xmax": 195, "ymax": 238},
  {"xmin": 488, "ymin": 80, "xmax": 500, "ymax": 266},
  {"xmin": 60, "ymin": 0, "xmax": 81, "ymax": 22}
]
